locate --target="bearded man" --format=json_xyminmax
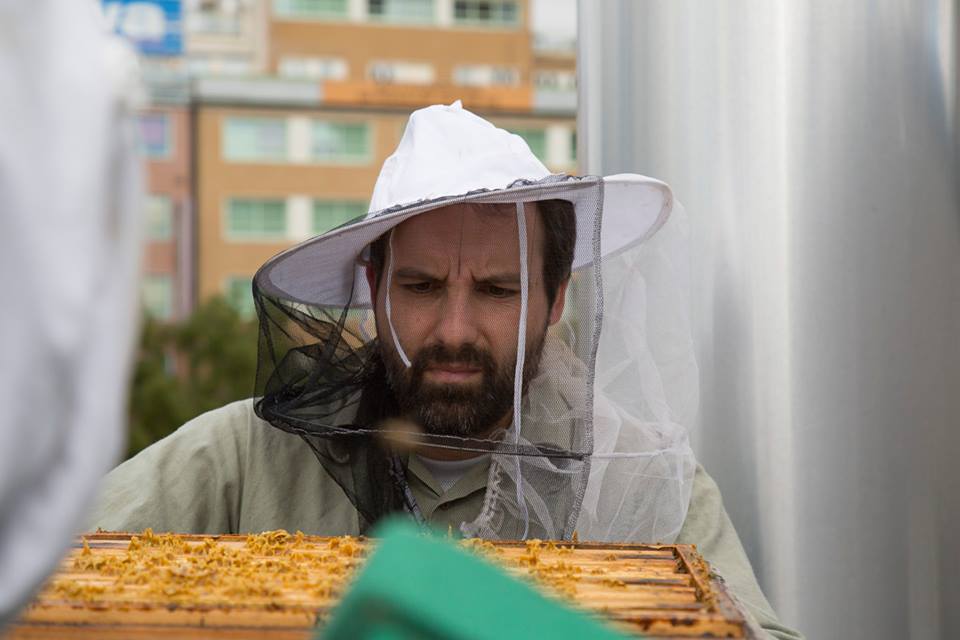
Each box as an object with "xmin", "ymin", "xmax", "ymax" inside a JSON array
[{"xmin": 92, "ymin": 102, "xmax": 802, "ymax": 640}]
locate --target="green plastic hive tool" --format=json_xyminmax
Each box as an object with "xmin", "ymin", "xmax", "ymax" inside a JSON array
[{"xmin": 321, "ymin": 519, "xmax": 636, "ymax": 640}]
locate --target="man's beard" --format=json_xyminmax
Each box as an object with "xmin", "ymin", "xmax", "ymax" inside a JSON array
[{"xmin": 381, "ymin": 333, "xmax": 547, "ymax": 439}]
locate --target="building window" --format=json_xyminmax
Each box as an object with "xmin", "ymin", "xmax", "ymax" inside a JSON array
[
  {"xmin": 226, "ymin": 199, "xmax": 287, "ymax": 240},
  {"xmin": 311, "ymin": 121, "xmax": 370, "ymax": 163},
  {"xmin": 187, "ymin": 0, "xmax": 242, "ymax": 35},
  {"xmin": 534, "ymin": 69, "xmax": 577, "ymax": 92},
  {"xmin": 146, "ymin": 195, "xmax": 173, "ymax": 241},
  {"xmin": 367, "ymin": 61, "xmax": 435, "ymax": 85},
  {"xmin": 278, "ymin": 56, "xmax": 349, "ymax": 80},
  {"xmin": 313, "ymin": 200, "xmax": 368, "ymax": 234},
  {"xmin": 570, "ymin": 130, "xmax": 577, "ymax": 164},
  {"xmin": 142, "ymin": 274, "xmax": 173, "ymax": 320},
  {"xmin": 453, "ymin": 0, "xmax": 518, "ymax": 26},
  {"xmin": 187, "ymin": 56, "xmax": 253, "ymax": 76},
  {"xmin": 509, "ymin": 128, "xmax": 547, "ymax": 161},
  {"xmin": 368, "ymin": 0, "xmax": 434, "ymax": 24},
  {"xmin": 224, "ymin": 276, "xmax": 255, "ymax": 319},
  {"xmin": 138, "ymin": 113, "xmax": 172, "ymax": 158},
  {"xmin": 453, "ymin": 64, "xmax": 519, "ymax": 87},
  {"xmin": 273, "ymin": 0, "xmax": 348, "ymax": 19},
  {"xmin": 223, "ymin": 117, "xmax": 287, "ymax": 162}
]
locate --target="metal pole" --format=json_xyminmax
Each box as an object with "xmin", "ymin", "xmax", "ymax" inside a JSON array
[{"xmin": 580, "ymin": 2, "xmax": 960, "ymax": 638}]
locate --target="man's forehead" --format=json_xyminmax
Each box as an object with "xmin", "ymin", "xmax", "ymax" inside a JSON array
[{"xmin": 391, "ymin": 202, "xmax": 541, "ymax": 244}]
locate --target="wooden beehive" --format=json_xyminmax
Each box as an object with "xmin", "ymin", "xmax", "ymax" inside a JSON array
[{"xmin": 10, "ymin": 531, "xmax": 754, "ymax": 639}]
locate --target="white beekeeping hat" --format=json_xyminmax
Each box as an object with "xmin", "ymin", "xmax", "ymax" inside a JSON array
[{"xmin": 256, "ymin": 101, "xmax": 673, "ymax": 308}]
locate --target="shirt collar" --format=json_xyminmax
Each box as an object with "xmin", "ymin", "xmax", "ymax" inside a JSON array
[{"xmin": 407, "ymin": 453, "xmax": 490, "ymax": 503}]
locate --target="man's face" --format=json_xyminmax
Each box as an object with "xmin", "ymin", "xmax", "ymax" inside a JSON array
[{"xmin": 368, "ymin": 202, "xmax": 567, "ymax": 439}]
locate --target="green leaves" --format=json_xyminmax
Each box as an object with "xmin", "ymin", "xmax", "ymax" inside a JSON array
[{"xmin": 127, "ymin": 297, "xmax": 258, "ymax": 459}]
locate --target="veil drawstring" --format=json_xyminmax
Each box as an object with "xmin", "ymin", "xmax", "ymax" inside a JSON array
[
  {"xmin": 513, "ymin": 202, "xmax": 530, "ymax": 539},
  {"xmin": 385, "ymin": 229, "xmax": 412, "ymax": 368}
]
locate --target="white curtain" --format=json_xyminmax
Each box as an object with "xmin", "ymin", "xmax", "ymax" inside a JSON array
[{"xmin": 580, "ymin": 2, "xmax": 960, "ymax": 638}]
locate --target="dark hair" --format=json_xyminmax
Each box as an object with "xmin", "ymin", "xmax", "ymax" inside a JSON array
[{"xmin": 368, "ymin": 199, "xmax": 576, "ymax": 305}]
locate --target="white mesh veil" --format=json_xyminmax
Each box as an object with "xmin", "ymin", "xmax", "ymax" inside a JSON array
[
  {"xmin": 577, "ymin": 202, "xmax": 698, "ymax": 542},
  {"xmin": 451, "ymin": 186, "xmax": 698, "ymax": 543}
]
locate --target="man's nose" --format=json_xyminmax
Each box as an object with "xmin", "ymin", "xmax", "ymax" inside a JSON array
[{"xmin": 431, "ymin": 288, "xmax": 479, "ymax": 347}]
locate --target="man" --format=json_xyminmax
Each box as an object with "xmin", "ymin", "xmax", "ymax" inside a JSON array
[{"xmin": 92, "ymin": 102, "xmax": 802, "ymax": 639}]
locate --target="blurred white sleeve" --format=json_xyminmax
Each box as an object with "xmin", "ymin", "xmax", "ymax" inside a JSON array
[{"xmin": 0, "ymin": 0, "xmax": 143, "ymax": 620}]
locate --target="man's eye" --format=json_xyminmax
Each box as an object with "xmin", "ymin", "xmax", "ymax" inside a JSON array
[
  {"xmin": 404, "ymin": 282, "xmax": 434, "ymax": 294},
  {"xmin": 482, "ymin": 284, "xmax": 516, "ymax": 298}
]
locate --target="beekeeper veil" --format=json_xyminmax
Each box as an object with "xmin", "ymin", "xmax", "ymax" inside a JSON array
[{"xmin": 253, "ymin": 101, "xmax": 697, "ymax": 542}]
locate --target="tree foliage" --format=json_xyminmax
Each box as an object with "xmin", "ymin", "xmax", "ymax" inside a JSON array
[{"xmin": 127, "ymin": 297, "xmax": 258, "ymax": 459}]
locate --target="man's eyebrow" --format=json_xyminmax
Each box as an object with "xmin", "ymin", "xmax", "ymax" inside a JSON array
[
  {"xmin": 393, "ymin": 268, "xmax": 522, "ymax": 284},
  {"xmin": 475, "ymin": 272, "xmax": 522, "ymax": 285},
  {"xmin": 394, "ymin": 267, "xmax": 441, "ymax": 280}
]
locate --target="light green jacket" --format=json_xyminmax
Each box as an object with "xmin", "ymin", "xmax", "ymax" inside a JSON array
[{"xmin": 91, "ymin": 400, "xmax": 803, "ymax": 640}]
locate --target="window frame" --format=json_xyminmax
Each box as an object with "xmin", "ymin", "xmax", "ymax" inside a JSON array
[
  {"xmin": 452, "ymin": 64, "xmax": 520, "ymax": 87},
  {"xmin": 366, "ymin": 60, "xmax": 436, "ymax": 86},
  {"xmin": 452, "ymin": 0, "xmax": 520, "ymax": 28},
  {"xmin": 310, "ymin": 119, "xmax": 373, "ymax": 164},
  {"xmin": 533, "ymin": 69, "xmax": 578, "ymax": 92},
  {"xmin": 367, "ymin": 0, "xmax": 435, "ymax": 25},
  {"xmin": 145, "ymin": 194, "xmax": 174, "ymax": 241},
  {"xmin": 312, "ymin": 199, "xmax": 369, "ymax": 235},
  {"xmin": 272, "ymin": 0, "xmax": 350, "ymax": 20},
  {"xmin": 277, "ymin": 55, "xmax": 349, "ymax": 80},
  {"xmin": 224, "ymin": 197, "xmax": 289, "ymax": 242},
  {"xmin": 141, "ymin": 273, "xmax": 174, "ymax": 321},
  {"xmin": 138, "ymin": 112, "xmax": 173, "ymax": 160},
  {"xmin": 223, "ymin": 276, "xmax": 256, "ymax": 320},
  {"xmin": 508, "ymin": 127, "xmax": 548, "ymax": 162},
  {"xmin": 222, "ymin": 116, "xmax": 289, "ymax": 163}
]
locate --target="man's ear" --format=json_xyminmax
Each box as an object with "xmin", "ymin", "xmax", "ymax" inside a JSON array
[
  {"xmin": 548, "ymin": 278, "xmax": 569, "ymax": 326},
  {"xmin": 365, "ymin": 264, "xmax": 378, "ymax": 302}
]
